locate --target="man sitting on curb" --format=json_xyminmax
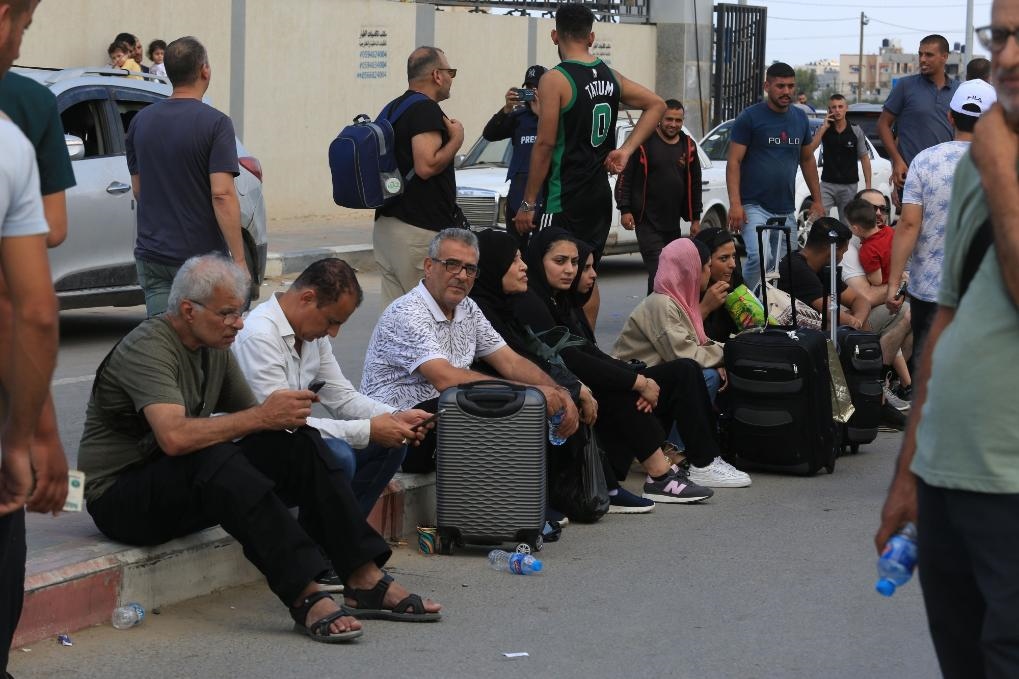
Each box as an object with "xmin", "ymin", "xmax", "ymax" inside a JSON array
[
  {"xmin": 361, "ymin": 227, "xmax": 580, "ymax": 473},
  {"xmin": 233, "ymin": 258, "xmax": 432, "ymax": 517},
  {"xmin": 78, "ymin": 255, "xmax": 441, "ymax": 644}
]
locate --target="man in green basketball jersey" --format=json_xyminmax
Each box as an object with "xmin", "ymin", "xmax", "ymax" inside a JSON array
[{"xmin": 513, "ymin": 3, "xmax": 664, "ymax": 328}]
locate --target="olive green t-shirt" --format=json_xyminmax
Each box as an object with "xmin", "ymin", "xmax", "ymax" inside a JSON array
[
  {"xmin": 911, "ymin": 151, "xmax": 1019, "ymax": 493},
  {"xmin": 78, "ymin": 317, "xmax": 257, "ymax": 503}
]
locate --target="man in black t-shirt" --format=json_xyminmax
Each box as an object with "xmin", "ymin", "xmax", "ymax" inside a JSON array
[
  {"xmin": 615, "ymin": 99, "xmax": 702, "ymax": 293},
  {"xmin": 127, "ymin": 36, "xmax": 245, "ymax": 317},
  {"xmin": 777, "ymin": 218, "xmax": 864, "ymax": 329},
  {"xmin": 375, "ymin": 46, "xmax": 465, "ymax": 305}
]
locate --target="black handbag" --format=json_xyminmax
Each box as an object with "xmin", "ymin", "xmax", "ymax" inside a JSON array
[{"xmin": 549, "ymin": 424, "xmax": 610, "ymax": 523}]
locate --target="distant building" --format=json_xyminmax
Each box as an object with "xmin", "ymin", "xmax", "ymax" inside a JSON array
[
  {"xmin": 797, "ymin": 58, "xmax": 840, "ymax": 96},
  {"xmin": 838, "ymin": 38, "xmax": 965, "ymax": 102}
]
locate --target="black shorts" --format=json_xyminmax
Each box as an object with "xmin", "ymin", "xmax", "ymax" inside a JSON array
[{"xmin": 542, "ymin": 181, "xmax": 612, "ymax": 262}]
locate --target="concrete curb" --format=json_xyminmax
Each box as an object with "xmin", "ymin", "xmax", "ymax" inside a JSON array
[
  {"xmin": 14, "ymin": 472, "xmax": 435, "ymax": 648},
  {"xmin": 265, "ymin": 243, "xmax": 376, "ymax": 278}
]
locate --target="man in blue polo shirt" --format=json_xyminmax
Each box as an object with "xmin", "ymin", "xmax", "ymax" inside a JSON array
[
  {"xmin": 726, "ymin": 62, "xmax": 825, "ymax": 291},
  {"xmin": 877, "ymin": 34, "xmax": 960, "ymax": 203}
]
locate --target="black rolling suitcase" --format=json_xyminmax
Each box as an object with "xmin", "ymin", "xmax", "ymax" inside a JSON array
[
  {"xmin": 836, "ymin": 327, "xmax": 882, "ymax": 454},
  {"xmin": 434, "ymin": 381, "xmax": 547, "ymax": 555},
  {"xmin": 723, "ymin": 221, "xmax": 839, "ymax": 475}
]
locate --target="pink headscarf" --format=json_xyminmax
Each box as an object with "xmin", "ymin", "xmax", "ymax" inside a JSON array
[{"xmin": 653, "ymin": 238, "xmax": 708, "ymax": 345}]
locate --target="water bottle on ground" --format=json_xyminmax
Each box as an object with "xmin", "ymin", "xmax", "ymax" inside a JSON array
[
  {"xmin": 488, "ymin": 549, "xmax": 543, "ymax": 575},
  {"xmin": 111, "ymin": 602, "xmax": 145, "ymax": 629},
  {"xmin": 548, "ymin": 408, "xmax": 566, "ymax": 446},
  {"xmin": 876, "ymin": 522, "xmax": 918, "ymax": 597}
]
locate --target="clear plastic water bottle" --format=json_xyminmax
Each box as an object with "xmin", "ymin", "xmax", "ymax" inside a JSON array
[
  {"xmin": 488, "ymin": 549, "xmax": 543, "ymax": 575},
  {"xmin": 875, "ymin": 522, "xmax": 918, "ymax": 597},
  {"xmin": 111, "ymin": 602, "xmax": 145, "ymax": 629},
  {"xmin": 548, "ymin": 408, "xmax": 567, "ymax": 446}
]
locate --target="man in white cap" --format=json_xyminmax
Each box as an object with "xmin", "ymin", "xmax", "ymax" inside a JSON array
[{"xmin": 885, "ymin": 78, "xmax": 997, "ymax": 361}]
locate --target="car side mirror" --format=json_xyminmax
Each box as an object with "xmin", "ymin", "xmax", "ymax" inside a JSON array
[
  {"xmin": 65, "ymin": 134, "xmax": 85, "ymax": 160},
  {"xmin": 455, "ymin": 154, "xmax": 466, "ymax": 168}
]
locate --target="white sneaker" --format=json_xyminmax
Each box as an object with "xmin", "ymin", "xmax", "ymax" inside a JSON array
[
  {"xmin": 687, "ymin": 457, "xmax": 752, "ymax": 488},
  {"xmin": 883, "ymin": 385, "xmax": 910, "ymax": 412}
]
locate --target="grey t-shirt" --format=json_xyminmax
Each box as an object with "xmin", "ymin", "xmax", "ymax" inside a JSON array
[
  {"xmin": 0, "ymin": 118, "xmax": 49, "ymax": 239},
  {"xmin": 911, "ymin": 151, "xmax": 1019, "ymax": 493},
  {"xmin": 127, "ymin": 98, "xmax": 239, "ymax": 267},
  {"xmin": 78, "ymin": 317, "xmax": 256, "ymax": 502}
]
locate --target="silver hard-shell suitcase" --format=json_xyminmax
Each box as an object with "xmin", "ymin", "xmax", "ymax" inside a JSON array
[{"xmin": 434, "ymin": 381, "xmax": 547, "ymax": 554}]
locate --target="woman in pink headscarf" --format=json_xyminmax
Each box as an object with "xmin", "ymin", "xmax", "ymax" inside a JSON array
[{"xmin": 613, "ymin": 238, "xmax": 727, "ymax": 400}]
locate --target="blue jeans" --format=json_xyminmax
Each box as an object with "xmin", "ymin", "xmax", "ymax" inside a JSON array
[
  {"xmin": 323, "ymin": 438, "xmax": 407, "ymax": 516},
  {"xmin": 667, "ymin": 368, "xmax": 722, "ymax": 451},
  {"xmin": 740, "ymin": 205, "xmax": 796, "ymax": 292}
]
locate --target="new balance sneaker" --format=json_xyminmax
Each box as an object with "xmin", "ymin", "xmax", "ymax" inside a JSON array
[
  {"xmin": 883, "ymin": 385, "xmax": 910, "ymax": 412},
  {"xmin": 686, "ymin": 457, "xmax": 752, "ymax": 488},
  {"xmin": 608, "ymin": 487, "xmax": 656, "ymax": 514},
  {"xmin": 642, "ymin": 467, "xmax": 713, "ymax": 504}
]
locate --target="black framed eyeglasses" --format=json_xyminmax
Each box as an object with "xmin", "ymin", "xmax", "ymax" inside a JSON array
[
  {"xmin": 976, "ymin": 25, "xmax": 1019, "ymax": 52},
  {"xmin": 430, "ymin": 257, "xmax": 479, "ymax": 278},
  {"xmin": 189, "ymin": 300, "xmax": 242, "ymax": 324}
]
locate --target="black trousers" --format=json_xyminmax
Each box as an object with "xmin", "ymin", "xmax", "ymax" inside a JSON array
[
  {"xmin": 635, "ymin": 224, "xmax": 683, "ymax": 295},
  {"xmin": 917, "ymin": 480, "xmax": 1019, "ymax": 679},
  {"xmin": 87, "ymin": 429, "xmax": 391, "ymax": 608},
  {"xmin": 910, "ymin": 298, "xmax": 937, "ymax": 372},
  {"xmin": 0, "ymin": 509, "xmax": 24, "ymax": 676},
  {"xmin": 595, "ymin": 359, "xmax": 720, "ymax": 480}
]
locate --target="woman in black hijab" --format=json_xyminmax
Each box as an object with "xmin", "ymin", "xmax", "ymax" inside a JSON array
[
  {"xmin": 510, "ymin": 227, "xmax": 723, "ymax": 504},
  {"xmin": 694, "ymin": 227, "xmax": 744, "ymax": 342}
]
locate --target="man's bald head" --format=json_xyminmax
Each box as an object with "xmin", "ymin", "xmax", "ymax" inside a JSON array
[{"xmin": 407, "ymin": 46, "xmax": 444, "ymax": 82}]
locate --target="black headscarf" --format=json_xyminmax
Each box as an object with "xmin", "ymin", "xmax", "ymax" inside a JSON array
[
  {"xmin": 470, "ymin": 229, "xmax": 520, "ymax": 331},
  {"xmin": 569, "ymin": 239, "xmax": 597, "ymax": 341},
  {"xmin": 695, "ymin": 227, "xmax": 744, "ymax": 288},
  {"xmin": 523, "ymin": 226, "xmax": 580, "ymax": 327},
  {"xmin": 694, "ymin": 227, "xmax": 743, "ymax": 342}
]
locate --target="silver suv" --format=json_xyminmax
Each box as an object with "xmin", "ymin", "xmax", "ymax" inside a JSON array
[{"xmin": 12, "ymin": 66, "xmax": 268, "ymax": 310}]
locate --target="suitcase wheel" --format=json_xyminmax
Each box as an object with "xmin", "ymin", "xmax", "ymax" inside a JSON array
[{"xmin": 849, "ymin": 443, "xmax": 860, "ymax": 455}]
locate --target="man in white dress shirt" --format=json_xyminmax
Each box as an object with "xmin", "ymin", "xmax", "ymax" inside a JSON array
[{"xmin": 233, "ymin": 258, "xmax": 432, "ymax": 517}]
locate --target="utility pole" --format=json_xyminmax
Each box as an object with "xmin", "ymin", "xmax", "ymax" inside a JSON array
[
  {"xmin": 965, "ymin": 0, "xmax": 975, "ymax": 61},
  {"xmin": 858, "ymin": 12, "xmax": 869, "ymax": 103}
]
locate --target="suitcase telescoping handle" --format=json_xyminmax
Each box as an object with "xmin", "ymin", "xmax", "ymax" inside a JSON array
[
  {"xmin": 828, "ymin": 226, "xmax": 839, "ymax": 344},
  {"xmin": 756, "ymin": 219, "xmax": 796, "ymax": 327},
  {"xmin": 453, "ymin": 379, "xmax": 530, "ymax": 418}
]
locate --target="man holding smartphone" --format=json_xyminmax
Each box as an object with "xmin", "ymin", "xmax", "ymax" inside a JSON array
[
  {"xmin": 805, "ymin": 93, "xmax": 872, "ymax": 223},
  {"xmin": 482, "ymin": 65, "xmax": 546, "ymax": 251},
  {"xmin": 234, "ymin": 258, "xmax": 433, "ymax": 520}
]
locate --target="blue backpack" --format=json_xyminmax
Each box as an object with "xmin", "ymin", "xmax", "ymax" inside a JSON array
[{"xmin": 328, "ymin": 92, "xmax": 429, "ymax": 209}]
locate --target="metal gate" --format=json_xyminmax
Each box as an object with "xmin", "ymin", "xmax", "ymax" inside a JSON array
[{"xmin": 712, "ymin": 3, "xmax": 767, "ymax": 127}]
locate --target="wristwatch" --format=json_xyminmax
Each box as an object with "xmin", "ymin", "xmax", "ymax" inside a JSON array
[{"xmin": 518, "ymin": 200, "xmax": 540, "ymax": 213}]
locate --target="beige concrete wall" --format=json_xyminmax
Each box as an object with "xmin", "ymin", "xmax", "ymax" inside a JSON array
[
  {"xmin": 18, "ymin": 0, "xmax": 234, "ymax": 114},
  {"xmin": 17, "ymin": 0, "xmax": 658, "ymax": 225}
]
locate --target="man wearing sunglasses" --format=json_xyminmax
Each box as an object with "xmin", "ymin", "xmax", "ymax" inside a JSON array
[
  {"xmin": 877, "ymin": 4, "xmax": 1019, "ymax": 674},
  {"xmin": 362, "ymin": 228, "xmax": 580, "ymax": 473},
  {"xmin": 374, "ymin": 46, "xmax": 465, "ymax": 306}
]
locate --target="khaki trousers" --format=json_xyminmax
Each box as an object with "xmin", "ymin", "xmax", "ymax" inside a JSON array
[{"xmin": 373, "ymin": 216, "xmax": 436, "ymax": 306}]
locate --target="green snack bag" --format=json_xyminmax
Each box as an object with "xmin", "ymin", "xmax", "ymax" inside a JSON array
[{"xmin": 724, "ymin": 284, "xmax": 767, "ymax": 329}]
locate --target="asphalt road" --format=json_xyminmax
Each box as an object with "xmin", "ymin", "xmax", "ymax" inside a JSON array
[{"xmin": 15, "ymin": 254, "xmax": 937, "ymax": 679}]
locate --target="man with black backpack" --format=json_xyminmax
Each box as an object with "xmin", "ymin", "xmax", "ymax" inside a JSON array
[{"xmin": 374, "ymin": 46, "xmax": 464, "ymax": 306}]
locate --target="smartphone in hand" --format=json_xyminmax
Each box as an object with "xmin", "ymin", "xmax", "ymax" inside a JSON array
[
  {"xmin": 412, "ymin": 409, "xmax": 446, "ymax": 432},
  {"xmin": 309, "ymin": 380, "xmax": 326, "ymax": 393}
]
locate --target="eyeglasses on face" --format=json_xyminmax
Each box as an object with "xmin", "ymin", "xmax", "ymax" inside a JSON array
[
  {"xmin": 430, "ymin": 257, "xmax": 479, "ymax": 277},
  {"xmin": 436, "ymin": 67, "xmax": 457, "ymax": 78},
  {"xmin": 189, "ymin": 299, "xmax": 242, "ymax": 324},
  {"xmin": 976, "ymin": 25, "xmax": 1019, "ymax": 52}
]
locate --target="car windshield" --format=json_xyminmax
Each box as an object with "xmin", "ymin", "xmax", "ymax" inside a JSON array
[{"xmin": 461, "ymin": 136, "xmax": 512, "ymax": 168}]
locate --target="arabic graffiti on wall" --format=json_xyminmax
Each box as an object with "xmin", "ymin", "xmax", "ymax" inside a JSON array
[
  {"xmin": 592, "ymin": 40, "xmax": 612, "ymax": 67},
  {"xmin": 358, "ymin": 27, "xmax": 389, "ymax": 80}
]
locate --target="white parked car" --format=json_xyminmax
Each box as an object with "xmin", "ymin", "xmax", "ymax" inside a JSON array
[
  {"xmin": 13, "ymin": 66, "xmax": 268, "ymax": 310},
  {"xmin": 699, "ymin": 117, "xmax": 896, "ymax": 245},
  {"xmin": 455, "ymin": 117, "xmax": 728, "ymax": 255}
]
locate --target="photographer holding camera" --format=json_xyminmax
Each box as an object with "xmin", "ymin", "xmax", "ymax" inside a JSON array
[
  {"xmin": 482, "ymin": 65, "xmax": 546, "ymax": 250},
  {"xmin": 805, "ymin": 93, "xmax": 872, "ymax": 223}
]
